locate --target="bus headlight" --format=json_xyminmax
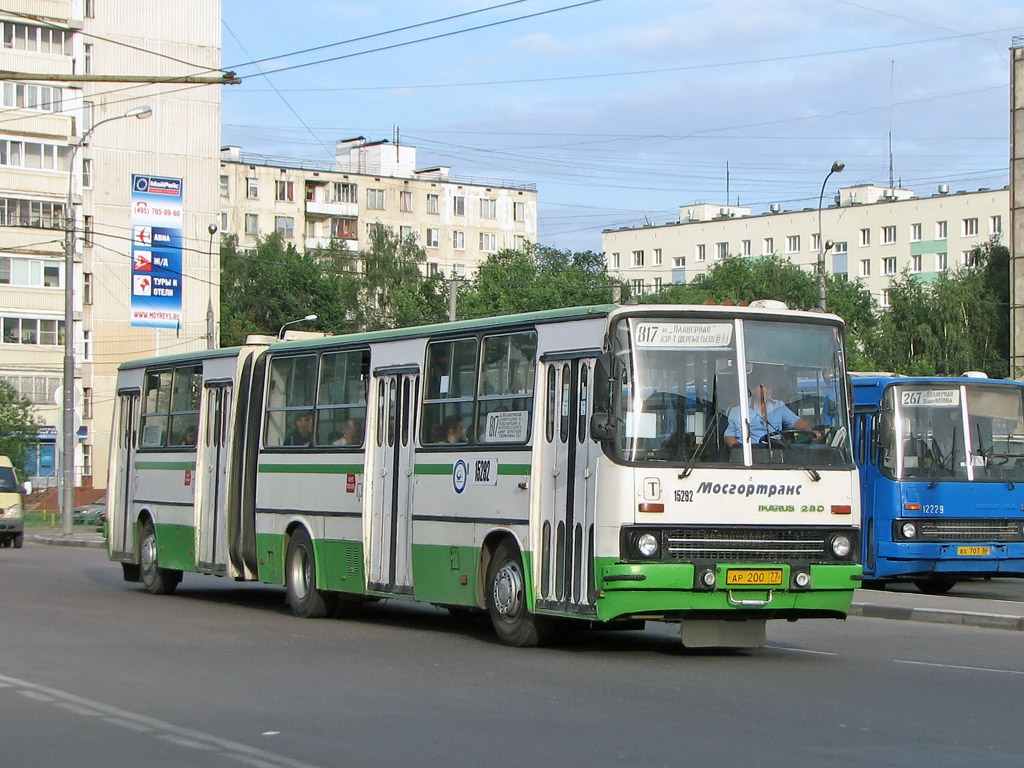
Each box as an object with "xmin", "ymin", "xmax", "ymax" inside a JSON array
[
  {"xmin": 830, "ymin": 534, "xmax": 852, "ymax": 559},
  {"xmin": 4, "ymin": 503, "xmax": 21, "ymax": 518},
  {"xmin": 900, "ymin": 522, "xmax": 918, "ymax": 540},
  {"xmin": 637, "ymin": 533, "xmax": 659, "ymax": 558}
]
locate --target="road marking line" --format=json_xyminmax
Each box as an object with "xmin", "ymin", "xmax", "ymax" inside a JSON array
[
  {"xmin": 104, "ymin": 717, "xmax": 153, "ymax": 733},
  {"xmin": 0, "ymin": 672, "xmax": 323, "ymax": 768},
  {"xmin": 765, "ymin": 645, "xmax": 838, "ymax": 656},
  {"xmin": 894, "ymin": 659, "xmax": 1024, "ymax": 676},
  {"xmin": 55, "ymin": 701, "xmax": 101, "ymax": 717}
]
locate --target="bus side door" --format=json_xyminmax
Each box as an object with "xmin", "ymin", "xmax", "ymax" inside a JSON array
[
  {"xmin": 536, "ymin": 354, "xmax": 598, "ymax": 614},
  {"xmin": 368, "ymin": 367, "xmax": 418, "ymax": 595},
  {"xmin": 197, "ymin": 381, "xmax": 232, "ymax": 575},
  {"xmin": 110, "ymin": 389, "xmax": 141, "ymax": 560}
]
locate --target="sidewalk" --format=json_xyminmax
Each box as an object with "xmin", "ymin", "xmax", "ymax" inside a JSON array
[
  {"xmin": 25, "ymin": 528, "xmax": 106, "ymax": 549},
  {"xmin": 850, "ymin": 587, "xmax": 1024, "ymax": 631}
]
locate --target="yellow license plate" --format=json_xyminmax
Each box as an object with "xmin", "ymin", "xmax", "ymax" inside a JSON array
[
  {"xmin": 725, "ymin": 569, "xmax": 784, "ymax": 586},
  {"xmin": 956, "ymin": 546, "xmax": 990, "ymax": 556}
]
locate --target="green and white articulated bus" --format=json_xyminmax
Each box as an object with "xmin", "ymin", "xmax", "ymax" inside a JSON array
[{"xmin": 107, "ymin": 303, "xmax": 861, "ymax": 648}]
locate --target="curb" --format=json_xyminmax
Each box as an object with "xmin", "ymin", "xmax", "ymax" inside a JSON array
[
  {"xmin": 26, "ymin": 534, "xmax": 106, "ymax": 550},
  {"xmin": 850, "ymin": 602, "xmax": 1024, "ymax": 632}
]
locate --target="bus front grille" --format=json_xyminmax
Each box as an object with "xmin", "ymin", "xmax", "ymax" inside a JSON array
[
  {"xmin": 660, "ymin": 527, "xmax": 849, "ymax": 563},
  {"xmin": 915, "ymin": 519, "xmax": 1024, "ymax": 542}
]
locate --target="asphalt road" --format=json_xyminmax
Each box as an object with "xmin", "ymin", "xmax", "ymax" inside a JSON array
[{"xmin": 2, "ymin": 543, "xmax": 1023, "ymax": 768}]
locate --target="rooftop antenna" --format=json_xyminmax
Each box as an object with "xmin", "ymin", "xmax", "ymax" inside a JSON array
[{"xmin": 887, "ymin": 60, "xmax": 895, "ymax": 192}]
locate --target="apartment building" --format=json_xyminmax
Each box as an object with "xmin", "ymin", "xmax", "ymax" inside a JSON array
[
  {"xmin": 604, "ymin": 184, "xmax": 1008, "ymax": 307},
  {"xmin": 1, "ymin": 1, "xmax": 221, "ymax": 491},
  {"xmin": 220, "ymin": 138, "xmax": 538, "ymax": 278}
]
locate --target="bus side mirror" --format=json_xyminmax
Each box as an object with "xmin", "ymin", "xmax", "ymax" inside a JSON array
[{"xmin": 590, "ymin": 412, "xmax": 615, "ymax": 442}]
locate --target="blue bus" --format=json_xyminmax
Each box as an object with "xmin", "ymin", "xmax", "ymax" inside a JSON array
[{"xmin": 850, "ymin": 373, "xmax": 1024, "ymax": 593}]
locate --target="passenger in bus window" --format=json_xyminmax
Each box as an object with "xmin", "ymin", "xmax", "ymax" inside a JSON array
[
  {"xmin": 724, "ymin": 375, "xmax": 817, "ymax": 447},
  {"xmin": 333, "ymin": 418, "xmax": 363, "ymax": 446},
  {"xmin": 180, "ymin": 424, "xmax": 197, "ymax": 446},
  {"xmin": 442, "ymin": 414, "xmax": 467, "ymax": 444},
  {"xmin": 284, "ymin": 410, "xmax": 314, "ymax": 447}
]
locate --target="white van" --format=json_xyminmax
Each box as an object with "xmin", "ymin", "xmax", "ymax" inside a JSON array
[{"xmin": 0, "ymin": 456, "xmax": 30, "ymax": 548}]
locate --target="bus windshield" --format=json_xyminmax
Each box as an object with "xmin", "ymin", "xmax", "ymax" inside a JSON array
[
  {"xmin": 609, "ymin": 316, "xmax": 851, "ymax": 467},
  {"xmin": 882, "ymin": 382, "xmax": 1024, "ymax": 482}
]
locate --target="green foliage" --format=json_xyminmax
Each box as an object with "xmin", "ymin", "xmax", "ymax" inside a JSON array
[
  {"xmin": 457, "ymin": 243, "xmax": 621, "ymax": 318},
  {"xmin": 0, "ymin": 381, "xmax": 41, "ymax": 471},
  {"xmin": 645, "ymin": 256, "xmax": 819, "ymax": 309}
]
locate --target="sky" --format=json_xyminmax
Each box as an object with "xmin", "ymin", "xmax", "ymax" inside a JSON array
[{"xmin": 220, "ymin": 0, "xmax": 1024, "ymax": 253}]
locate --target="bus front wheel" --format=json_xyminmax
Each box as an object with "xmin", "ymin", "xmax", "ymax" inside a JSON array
[
  {"xmin": 139, "ymin": 520, "xmax": 181, "ymax": 595},
  {"xmin": 486, "ymin": 540, "xmax": 552, "ymax": 647},
  {"xmin": 285, "ymin": 528, "xmax": 335, "ymax": 618}
]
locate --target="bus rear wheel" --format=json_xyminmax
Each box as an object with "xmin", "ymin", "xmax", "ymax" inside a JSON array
[
  {"xmin": 285, "ymin": 528, "xmax": 336, "ymax": 618},
  {"xmin": 139, "ymin": 520, "xmax": 181, "ymax": 595},
  {"xmin": 912, "ymin": 576, "xmax": 957, "ymax": 595},
  {"xmin": 486, "ymin": 540, "xmax": 552, "ymax": 647}
]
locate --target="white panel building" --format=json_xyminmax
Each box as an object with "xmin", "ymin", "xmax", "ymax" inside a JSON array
[
  {"xmin": 1, "ymin": 0, "xmax": 221, "ymax": 493},
  {"xmin": 604, "ymin": 184, "xmax": 1008, "ymax": 308}
]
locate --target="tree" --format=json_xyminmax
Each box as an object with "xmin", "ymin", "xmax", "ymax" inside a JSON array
[
  {"xmin": 0, "ymin": 381, "xmax": 41, "ymax": 472},
  {"xmin": 645, "ymin": 256, "xmax": 819, "ymax": 309},
  {"xmin": 219, "ymin": 232, "xmax": 359, "ymax": 346},
  {"xmin": 457, "ymin": 243, "xmax": 622, "ymax": 318},
  {"xmin": 350, "ymin": 225, "xmax": 447, "ymax": 331}
]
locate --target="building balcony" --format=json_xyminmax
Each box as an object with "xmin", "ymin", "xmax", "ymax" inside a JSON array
[
  {"xmin": 304, "ymin": 236, "xmax": 357, "ymax": 251},
  {"xmin": 305, "ymin": 200, "xmax": 358, "ymax": 218}
]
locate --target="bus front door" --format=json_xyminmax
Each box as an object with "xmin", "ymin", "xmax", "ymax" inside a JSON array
[
  {"xmin": 368, "ymin": 369, "xmax": 418, "ymax": 595},
  {"xmin": 537, "ymin": 356, "xmax": 598, "ymax": 615},
  {"xmin": 197, "ymin": 382, "xmax": 231, "ymax": 575},
  {"xmin": 110, "ymin": 389, "xmax": 140, "ymax": 560}
]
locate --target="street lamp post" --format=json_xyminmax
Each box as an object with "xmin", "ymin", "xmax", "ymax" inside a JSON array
[
  {"xmin": 207, "ymin": 222, "xmax": 218, "ymax": 349},
  {"xmin": 62, "ymin": 105, "xmax": 152, "ymax": 535},
  {"xmin": 816, "ymin": 160, "xmax": 845, "ymax": 312},
  {"xmin": 278, "ymin": 314, "xmax": 318, "ymax": 340}
]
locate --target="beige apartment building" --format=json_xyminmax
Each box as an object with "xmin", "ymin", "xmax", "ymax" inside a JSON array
[
  {"xmin": 604, "ymin": 184, "xmax": 1008, "ymax": 308},
  {"xmin": 220, "ymin": 138, "xmax": 538, "ymax": 278},
  {"xmin": 1, "ymin": 0, "xmax": 221, "ymax": 492}
]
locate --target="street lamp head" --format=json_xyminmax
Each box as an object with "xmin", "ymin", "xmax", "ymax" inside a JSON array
[
  {"xmin": 126, "ymin": 106, "xmax": 153, "ymax": 120},
  {"xmin": 303, "ymin": 314, "xmax": 318, "ymax": 322},
  {"xmin": 831, "ymin": 161, "xmax": 845, "ymax": 173},
  {"xmin": 208, "ymin": 223, "xmax": 218, "ymax": 235}
]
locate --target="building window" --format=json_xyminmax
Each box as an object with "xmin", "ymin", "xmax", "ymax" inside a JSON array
[
  {"xmin": 275, "ymin": 180, "xmax": 294, "ymax": 202},
  {"xmin": 910, "ymin": 223, "xmax": 922, "ymax": 242},
  {"xmin": 0, "ymin": 257, "xmax": 63, "ymax": 288},
  {"xmin": 673, "ymin": 256, "xmax": 685, "ymax": 268},
  {"xmin": 274, "ymin": 216, "xmax": 294, "ymax": 239},
  {"xmin": 367, "ymin": 188, "xmax": 385, "ymax": 210},
  {"xmin": 882, "ymin": 256, "xmax": 896, "ymax": 275},
  {"xmin": 82, "ymin": 387, "xmax": 93, "ymax": 419},
  {"xmin": 513, "ymin": 201, "xmax": 526, "ymax": 221},
  {"xmin": 785, "ymin": 235, "xmax": 799, "ymax": 254},
  {"xmin": 453, "ymin": 195, "xmax": 465, "ymax": 216},
  {"xmin": 910, "ymin": 254, "xmax": 922, "ymax": 273},
  {"xmin": 695, "ymin": 244, "xmax": 706, "ymax": 262},
  {"xmin": 859, "ymin": 259, "xmax": 870, "ymax": 277},
  {"xmin": 762, "ymin": 237, "xmax": 773, "ymax": 255},
  {"xmin": 481, "ymin": 198, "xmax": 496, "ymax": 219},
  {"xmin": 0, "ymin": 139, "xmax": 73, "ymax": 171},
  {"xmin": 83, "ymin": 272, "xmax": 92, "ymax": 303},
  {"xmin": 0, "ymin": 198, "xmax": 66, "ymax": 229},
  {"xmin": 241, "ymin": 214, "xmax": 257, "ymax": 236},
  {"xmin": 333, "ymin": 182, "xmax": 357, "ymax": 202},
  {"xmin": 936, "ymin": 220, "xmax": 947, "ymax": 239},
  {"xmin": 833, "ymin": 241, "xmax": 848, "ymax": 254},
  {"xmin": 2, "ymin": 316, "xmax": 65, "ymax": 346},
  {"xmin": 83, "ymin": 43, "xmax": 93, "ymax": 74},
  {"xmin": 880, "ymin": 289, "xmax": 891, "ymax": 308},
  {"xmin": 427, "ymin": 193, "xmax": 439, "ymax": 214},
  {"xmin": 653, "ymin": 248, "xmax": 663, "ymax": 265},
  {"xmin": 2, "ymin": 22, "xmax": 73, "ymax": 54},
  {"xmin": 632, "ymin": 250, "xmax": 644, "ymax": 267},
  {"xmin": 715, "ymin": 242, "xmax": 728, "ymax": 259},
  {"xmin": 82, "ymin": 159, "xmax": 92, "ymax": 188},
  {"xmin": 399, "ymin": 225, "xmax": 414, "ymax": 241},
  {"xmin": 480, "ymin": 232, "xmax": 498, "ymax": 253},
  {"xmin": 219, "ymin": 175, "xmax": 229, "ymax": 197},
  {"xmin": 2, "ymin": 82, "xmax": 63, "ymax": 113},
  {"xmin": 961, "ymin": 250, "xmax": 975, "ymax": 267},
  {"xmin": 246, "ymin": 178, "xmax": 258, "ymax": 198},
  {"xmin": 611, "ymin": 252, "xmax": 620, "ymax": 269},
  {"xmin": 990, "ymin": 215, "xmax": 1002, "ymax": 235},
  {"xmin": 85, "ymin": 0, "xmax": 95, "ymax": 18},
  {"xmin": 427, "ymin": 262, "xmax": 439, "ymax": 276},
  {"xmin": 962, "ymin": 218, "xmax": 978, "ymax": 238},
  {"xmin": 936, "ymin": 252, "xmax": 947, "ymax": 271},
  {"xmin": 219, "ymin": 211, "xmax": 229, "ymax": 233},
  {"xmin": 400, "ymin": 190, "xmax": 412, "ymax": 212},
  {"xmin": 332, "ymin": 217, "xmax": 356, "ymax": 239},
  {"xmin": 740, "ymin": 240, "xmax": 751, "ymax": 257},
  {"xmin": 632, "ymin": 279, "xmax": 644, "ymax": 296},
  {"xmin": 881, "ymin": 225, "xmax": 896, "ymax": 244},
  {"xmin": 514, "ymin": 234, "xmax": 526, "ymax": 251},
  {"xmin": 859, "ymin": 228, "xmax": 870, "ymax": 247},
  {"xmin": 811, "ymin": 233, "xmax": 821, "ymax": 252},
  {"xmin": 426, "ymin": 228, "xmax": 439, "ymax": 248},
  {"xmin": 653, "ymin": 277, "xmax": 663, "ymax": 291},
  {"xmin": 452, "ymin": 230, "xmax": 465, "ymax": 250}
]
